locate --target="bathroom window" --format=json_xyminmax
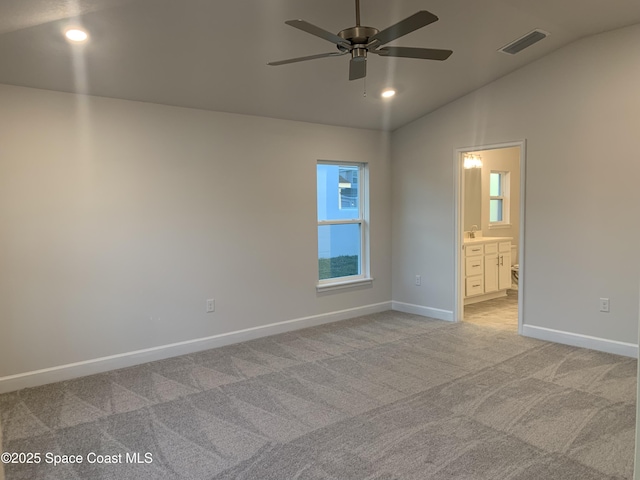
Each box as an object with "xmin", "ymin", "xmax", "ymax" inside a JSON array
[
  {"xmin": 489, "ymin": 171, "xmax": 510, "ymax": 227},
  {"xmin": 317, "ymin": 162, "xmax": 370, "ymax": 290}
]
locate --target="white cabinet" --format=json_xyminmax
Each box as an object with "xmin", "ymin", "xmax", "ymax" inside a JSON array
[
  {"xmin": 484, "ymin": 241, "xmax": 511, "ymax": 293},
  {"xmin": 464, "ymin": 238, "xmax": 512, "ymax": 304},
  {"xmin": 464, "ymin": 244, "xmax": 484, "ymax": 297}
]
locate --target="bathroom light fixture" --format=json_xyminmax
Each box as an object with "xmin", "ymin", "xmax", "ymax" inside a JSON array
[
  {"xmin": 64, "ymin": 28, "xmax": 89, "ymax": 43},
  {"xmin": 463, "ymin": 153, "xmax": 482, "ymax": 169},
  {"xmin": 381, "ymin": 88, "xmax": 396, "ymax": 99}
]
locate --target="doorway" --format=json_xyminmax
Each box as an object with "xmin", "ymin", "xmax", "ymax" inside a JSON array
[{"xmin": 454, "ymin": 141, "xmax": 525, "ymax": 333}]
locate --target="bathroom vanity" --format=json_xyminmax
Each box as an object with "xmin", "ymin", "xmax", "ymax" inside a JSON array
[{"xmin": 464, "ymin": 236, "xmax": 512, "ymax": 304}]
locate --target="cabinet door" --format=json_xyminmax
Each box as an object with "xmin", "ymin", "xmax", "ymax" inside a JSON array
[
  {"xmin": 484, "ymin": 254, "xmax": 498, "ymax": 293},
  {"xmin": 498, "ymin": 253, "xmax": 512, "ymax": 290}
]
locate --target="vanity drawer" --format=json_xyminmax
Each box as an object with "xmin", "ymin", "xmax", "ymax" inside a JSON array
[
  {"xmin": 465, "ymin": 244, "xmax": 483, "ymax": 257},
  {"xmin": 498, "ymin": 241, "xmax": 511, "ymax": 253},
  {"xmin": 466, "ymin": 276, "xmax": 484, "ymax": 296},
  {"xmin": 465, "ymin": 256, "xmax": 484, "ymax": 276},
  {"xmin": 484, "ymin": 243, "xmax": 497, "ymax": 254}
]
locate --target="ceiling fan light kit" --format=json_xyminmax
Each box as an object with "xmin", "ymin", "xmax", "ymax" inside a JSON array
[{"xmin": 268, "ymin": 0, "xmax": 453, "ymax": 81}]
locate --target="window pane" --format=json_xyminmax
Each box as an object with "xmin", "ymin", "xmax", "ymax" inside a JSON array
[
  {"xmin": 490, "ymin": 173, "xmax": 502, "ymax": 196},
  {"xmin": 318, "ymin": 224, "xmax": 361, "ymax": 279},
  {"xmin": 317, "ymin": 164, "xmax": 360, "ymax": 221},
  {"xmin": 490, "ymin": 199, "xmax": 503, "ymax": 222}
]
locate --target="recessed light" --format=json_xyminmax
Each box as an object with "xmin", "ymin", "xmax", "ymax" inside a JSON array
[
  {"xmin": 381, "ymin": 89, "xmax": 396, "ymax": 99},
  {"xmin": 64, "ymin": 28, "xmax": 88, "ymax": 43}
]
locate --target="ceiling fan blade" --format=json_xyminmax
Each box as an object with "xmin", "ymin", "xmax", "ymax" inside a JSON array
[
  {"xmin": 368, "ymin": 11, "xmax": 438, "ymax": 47},
  {"xmin": 374, "ymin": 46, "xmax": 453, "ymax": 61},
  {"xmin": 285, "ymin": 20, "xmax": 351, "ymax": 48},
  {"xmin": 268, "ymin": 51, "xmax": 347, "ymax": 66},
  {"xmin": 349, "ymin": 58, "xmax": 366, "ymax": 81}
]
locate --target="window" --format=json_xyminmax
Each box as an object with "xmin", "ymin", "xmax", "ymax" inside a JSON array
[
  {"xmin": 489, "ymin": 171, "xmax": 510, "ymax": 226},
  {"xmin": 317, "ymin": 162, "xmax": 369, "ymax": 288}
]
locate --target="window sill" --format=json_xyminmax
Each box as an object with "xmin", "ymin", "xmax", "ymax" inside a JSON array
[
  {"xmin": 489, "ymin": 223, "xmax": 512, "ymax": 230},
  {"xmin": 316, "ymin": 278, "xmax": 374, "ymax": 293}
]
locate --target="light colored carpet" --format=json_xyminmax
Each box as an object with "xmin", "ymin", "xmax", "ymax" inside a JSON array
[
  {"xmin": 0, "ymin": 417, "xmax": 4, "ymax": 480},
  {"xmin": 0, "ymin": 311, "xmax": 636, "ymax": 479}
]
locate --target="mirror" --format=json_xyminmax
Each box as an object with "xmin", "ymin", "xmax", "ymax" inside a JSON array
[{"xmin": 464, "ymin": 166, "xmax": 481, "ymax": 231}]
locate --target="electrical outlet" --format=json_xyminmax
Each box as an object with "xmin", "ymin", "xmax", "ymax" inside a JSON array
[
  {"xmin": 599, "ymin": 298, "xmax": 610, "ymax": 313},
  {"xmin": 415, "ymin": 275, "xmax": 421, "ymax": 286},
  {"xmin": 206, "ymin": 299, "xmax": 215, "ymax": 313}
]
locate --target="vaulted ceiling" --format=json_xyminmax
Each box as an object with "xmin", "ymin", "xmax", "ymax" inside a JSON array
[{"xmin": 1, "ymin": 0, "xmax": 639, "ymax": 130}]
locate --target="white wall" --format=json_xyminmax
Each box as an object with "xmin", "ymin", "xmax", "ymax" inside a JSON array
[
  {"xmin": 0, "ymin": 85, "xmax": 391, "ymax": 383},
  {"xmin": 391, "ymin": 24, "xmax": 640, "ymax": 349}
]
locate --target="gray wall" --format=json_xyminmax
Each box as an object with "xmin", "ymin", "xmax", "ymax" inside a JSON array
[
  {"xmin": 391, "ymin": 24, "xmax": 640, "ymax": 344},
  {"xmin": 0, "ymin": 85, "xmax": 392, "ymax": 378}
]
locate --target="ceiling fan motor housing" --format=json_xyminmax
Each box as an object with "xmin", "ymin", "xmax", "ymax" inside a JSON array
[{"xmin": 337, "ymin": 26, "xmax": 379, "ymax": 52}]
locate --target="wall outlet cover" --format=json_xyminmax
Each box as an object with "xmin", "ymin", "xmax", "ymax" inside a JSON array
[
  {"xmin": 599, "ymin": 298, "xmax": 610, "ymax": 313},
  {"xmin": 206, "ymin": 299, "xmax": 215, "ymax": 313}
]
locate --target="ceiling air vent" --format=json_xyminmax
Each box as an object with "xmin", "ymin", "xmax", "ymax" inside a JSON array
[{"xmin": 499, "ymin": 29, "xmax": 549, "ymax": 55}]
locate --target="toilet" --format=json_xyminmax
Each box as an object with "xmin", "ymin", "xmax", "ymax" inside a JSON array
[{"xmin": 510, "ymin": 245, "xmax": 519, "ymax": 290}]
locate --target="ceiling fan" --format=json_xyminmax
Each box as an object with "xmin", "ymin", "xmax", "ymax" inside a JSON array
[{"xmin": 267, "ymin": 0, "xmax": 453, "ymax": 81}]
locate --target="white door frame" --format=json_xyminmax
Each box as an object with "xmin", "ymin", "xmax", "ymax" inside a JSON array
[{"xmin": 453, "ymin": 140, "xmax": 527, "ymax": 334}]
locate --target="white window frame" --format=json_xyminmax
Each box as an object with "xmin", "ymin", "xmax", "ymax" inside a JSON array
[
  {"xmin": 317, "ymin": 161, "xmax": 372, "ymax": 292},
  {"xmin": 489, "ymin": 170, "xmax": 511, "ymax": 229}
]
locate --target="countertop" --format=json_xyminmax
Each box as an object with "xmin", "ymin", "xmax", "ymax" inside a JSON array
[{"xmin": 463, "ymin": 236, "xmax": 513, "ymax": 244}]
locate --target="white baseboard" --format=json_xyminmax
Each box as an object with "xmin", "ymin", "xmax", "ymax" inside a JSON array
[
  {"xmin": 391, "ymin": 301, "xmax": 454, "ymax": 322},
  {"xmin": 464, "ymin": 290, "xmax": 506, "ymax": 305},
  {"xmin": 522, "ymin": 324, "xmax": 638, "ymax": 358},
  {"xmin": 0, "ymin": 301, "xmax": 392, "ymax": 394}
]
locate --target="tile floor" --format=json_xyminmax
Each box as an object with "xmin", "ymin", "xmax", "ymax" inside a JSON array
[{"xmin": 464, "ymin": 289, "xmax": 518, "ymax": 331}]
